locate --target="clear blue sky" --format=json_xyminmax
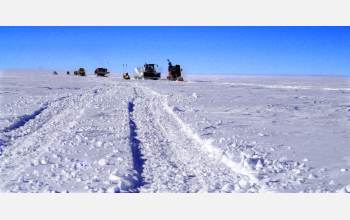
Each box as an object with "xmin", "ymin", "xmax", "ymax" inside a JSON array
[{"xmin": 0, "ymin": 26, "xmax": 349, "ymax": 76}]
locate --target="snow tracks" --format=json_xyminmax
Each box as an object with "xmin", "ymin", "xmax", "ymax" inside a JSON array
[
  {"xmin": 130, "ymin": 84, "xmax": 265, "ymax": 192},
  {"xmin": 0, "ymin": 80, "xmax": 283, "ymax": 193},
  {"xmin": 0, "ymin": 83, "xmax": 135, "ymax": 192}
]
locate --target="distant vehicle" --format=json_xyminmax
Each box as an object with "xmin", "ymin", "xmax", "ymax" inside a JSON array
[
  {"xmin": 123, "ymin": 72, "xmax": 130, "ymax": 80},
  {"xmin": 167, "ymin": 59, "xmax": 184, "ymax": 81},
  {"xmin": 53, "ymin": 71, "xmax": 58, "ymax": 75},
  {"xmin": 134, "ymin": 63, "xmax": 161, "ymax": 80},
  {"xmin": 74, "ymin": 68, "xmax": 86, "ymax": 76},
  {"xmin": 95, "ymin": 68, "xmax": 109, "ymax": 77},
  {"xmin": 66, "ymin": 71, "xmax": 70, "ymax": 75}
]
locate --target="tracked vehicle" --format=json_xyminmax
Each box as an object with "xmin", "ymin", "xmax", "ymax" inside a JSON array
[
  {"xmin": 95, "ymin": 68, "xmax": 109, "ymax": 77},
  {"xmin": 135, "ymin": 63, "xmax": 161, "ymax": 80},
  {"xmin": 74, "ymin": 68, "xmax": 86, "ymax": 76},
  {"xmin": 167, "ymin": 59, "xmax": 183, "ymax": 81}
]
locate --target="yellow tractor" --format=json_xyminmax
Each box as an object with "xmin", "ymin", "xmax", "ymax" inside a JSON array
[{"xmin": 74, "ymin": 68, "xmax": 86, "ymax": 76}]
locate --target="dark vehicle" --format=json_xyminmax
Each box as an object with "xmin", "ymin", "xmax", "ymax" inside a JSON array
[
  {"xmin": 143, "ymin": 63, "xmax": 161, "ymax": 80},
  {"xmin": 167, "ymin": 59, "xmax": 183, "ymax": 81},
  {"xmin": 95, "ymin": 68, "xmax": 109, "ymax": 77},
  {"xmin": 123, "ymin": 72, "xmax": 130, "ymax": 80},
  {"xmin": 74, "ymin": 68, "xmax": 86, "ymax": 76},
  {"xmin": 66, "ymin": 71, "xmax": 70, "ymax": 75},
  {"xmin": 53, "ymin": 71, "xmax": 58, "ymax": 75}
]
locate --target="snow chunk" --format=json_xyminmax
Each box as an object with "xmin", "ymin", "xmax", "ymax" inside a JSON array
[
  {"xmin": 31, "ymin": 159, "xmax": 39, "ymax": 166},
  {"xmin": 257, "ymin": 133, "xmax": 267, "ymax": 137},
  {"xmin": 98, "ymin": 159, "xmax": 107, "ymax": 166},
  {"xmin": 238, "ymin": 179, "xmax": 248, "ymax": 188},
  {"xmin": 109, "ymin": 173, "xmax": 121, "ymax": 184},
  {"xmin": 106, "ymin": 186, "xmax": 118, "ymax": 193},
  {"xmin": 96, "ymin": 141, "xmax": 103, "ymax": 147},
  {"xmin": 40, "ymin": 158, "xmax": 47, "ymax": 165},
  {"xmin": 255, "ymin": 159, "xmax": 263, "ymax": 170}
]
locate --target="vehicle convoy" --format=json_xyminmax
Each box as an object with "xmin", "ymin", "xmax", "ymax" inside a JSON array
[
  {"xmin": 67, "ymin": 61, "xmax": 184, "ymax": 81},
  {"xmin": 134, "ymin": 63, "xmax": 161, "ymax": 80},
  {"xmin": 74, "ymin": 68, "xmax": 86, "ymax": 76},
  {"xmin": 95, "ymin": 68, "xmax": 109, "ymax": 77},
  {"xmin": 167, "ymin": 59, "xmax": 184, "ymax": 81}
]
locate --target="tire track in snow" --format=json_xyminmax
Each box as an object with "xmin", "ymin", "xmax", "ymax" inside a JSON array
[
  {"xmin": 135, "ymin": 84, "xmax": 270, "ymax": 192},
  {"xmin": 1, "ymin": 96, "xmax": 69, "ymax": 134},
  {"xmin": 0, "ymin": 90, "xmax": 98, "ymax": 191},
  {"xmin": 2, "ymin": 103, "xmax": 48, "ymax": 133},
  {"xmin": 162, "ymin": 100, "xmax": 261, "ymax": 186},
  {"xmin": 0, "ymin": 106, "xmax": 85, "ymax": 190},
  {"xmin": 127, "ymin": 97, "xmax": 146, "ymax": 191},
  {"xmin": 0, "ymin": 96, "xmax": 70, "ymax": 146}
]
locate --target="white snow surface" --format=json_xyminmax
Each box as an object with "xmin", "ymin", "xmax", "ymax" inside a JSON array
[{"xmin": 0, "ymin": 72, "xmax": 350, "ymax": 193}]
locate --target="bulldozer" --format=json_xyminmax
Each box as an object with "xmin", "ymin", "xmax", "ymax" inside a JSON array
[
  {"xmin": 74, "ymin": 68, "xmax": 86, "ymax": 76},
  {"xmin": 135, "ymin": 63, "xmax": 161, "ymax": 80},
  {"xmin": 167, "ymin": 59, "xmax": 184, "ymax": 81},
  {"xmin": 95, "ymin": 68, "xmax": 109, "ymax": 77}
]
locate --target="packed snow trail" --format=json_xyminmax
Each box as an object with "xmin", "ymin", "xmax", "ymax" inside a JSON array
[{"xmin": 129, "ymin": 84, "xmax": 266, "ymax": 192}]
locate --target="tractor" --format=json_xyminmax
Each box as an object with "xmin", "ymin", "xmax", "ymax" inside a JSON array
[
  {"xmin": 74, "ymin": 68, "xmax": 86, "ymax": 76},
  {"xmin": 135, "ymin": 63, "xmax": 161, "ymax": 80},
  {"xmin": 167, "ymin": 59, "xmax": 184, "ymax": 81},
  {"xmin": 95, "ymin": 68, "xmax": 109, "ymax": 77}
]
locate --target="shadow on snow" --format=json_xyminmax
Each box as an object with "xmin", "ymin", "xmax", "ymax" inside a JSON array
[
  {"xmin": 2, "ymin": 103, "xmax": 48, "ymax": 133},
  {"xmin": 128, "ymin": 100, "xmax": 146, "ymax": 192}
]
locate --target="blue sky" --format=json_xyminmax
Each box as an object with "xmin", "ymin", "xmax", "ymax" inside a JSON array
[{"xmin": 0, "ymin": 26, "xmax": 349, "ymax": 76}]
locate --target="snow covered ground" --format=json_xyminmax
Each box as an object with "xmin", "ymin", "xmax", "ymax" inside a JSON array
[{"xmin": 0, "ymin": 72, "xmax": 349, "ymax": 193}]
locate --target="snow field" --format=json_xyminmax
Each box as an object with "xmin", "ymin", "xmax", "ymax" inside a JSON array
[{"xmin": 0, "ymin": 73, "xmax": 349, "ymax": 192}]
